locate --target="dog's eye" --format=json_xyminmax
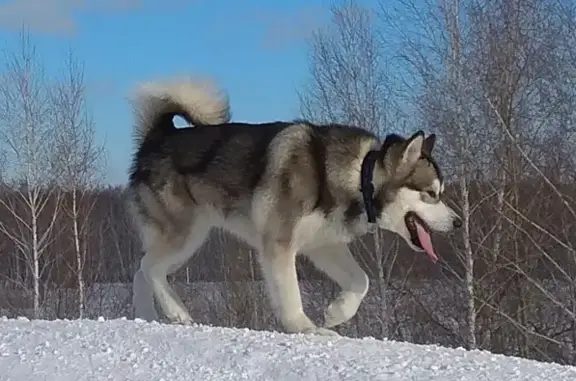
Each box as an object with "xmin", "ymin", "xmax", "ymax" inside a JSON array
[{"xmin": 426, "ymin": 190, "xmax": 437, "ymax": 199}]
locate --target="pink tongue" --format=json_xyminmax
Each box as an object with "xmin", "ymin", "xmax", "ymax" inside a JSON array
[{"xmin": 415, "ymin": 222, "xmax": 438, "ymax": 262}]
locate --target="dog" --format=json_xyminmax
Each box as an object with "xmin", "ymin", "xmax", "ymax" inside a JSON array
[{"xmin": 127, "ymin": 76, "xmax": 461, "ymax": 336}]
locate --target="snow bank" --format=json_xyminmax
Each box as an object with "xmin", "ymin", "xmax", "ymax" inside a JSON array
[{"xmin": 0, "ymin": 317, "xmax": 574, "ymax": 381}]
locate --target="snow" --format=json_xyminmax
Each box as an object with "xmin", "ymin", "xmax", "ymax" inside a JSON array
[{"xmin": 0, "ymin": 318, "xmax": 575, "ymax": 381}]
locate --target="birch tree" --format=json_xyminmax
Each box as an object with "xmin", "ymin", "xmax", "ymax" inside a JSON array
[
  {"xmin": 301, "ymin": 0, "xmax": 576, "ymax": 361},
  {"xmin": 49, "ymin": 49, "xmax": 106, "ymax": 319},
  {"xmin": 0, "ymin": 31, "xmax": 61, "ymax": 319},
  {"xmin": 384, "ymin": 0, "xmax": 576, "ymax": 358}
]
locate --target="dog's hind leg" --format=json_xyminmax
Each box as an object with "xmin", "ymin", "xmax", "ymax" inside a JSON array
[
  {"xmin": 133, "ymin": 220, "xmax": 210, "ymax": 325},
  {"xmin": 305, "ymin": 244, "xmax": 369, "ymax": 328},
  {"xmin": 258, "ymin": 238, "xmax": 339, "ymax": 336},
  {"xmin": 133, "ymin": 267, "xmax": 158, "ymax": 322}
]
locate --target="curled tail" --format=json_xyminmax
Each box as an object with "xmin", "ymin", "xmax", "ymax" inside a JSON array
[{"xmin": 130, "ymin": 76, "xmax": 231, "ymax": 144}]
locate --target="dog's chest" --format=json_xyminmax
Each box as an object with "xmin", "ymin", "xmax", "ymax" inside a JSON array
[{"xmin": 294, "ymin": 211, "xmax": 351, "ymax": 250}]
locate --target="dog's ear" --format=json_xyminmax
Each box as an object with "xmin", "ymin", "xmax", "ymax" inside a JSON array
[
  {"xmin": 400, "ymin": 130, "xmax": 424, "ymax": 168},
  {"xmin": 422, "ymin": 133, "xmax": 435, "ymax": 155},
  {"xmin": 380, "ymin": 133, "xmax": 405, "ymax": 157}
]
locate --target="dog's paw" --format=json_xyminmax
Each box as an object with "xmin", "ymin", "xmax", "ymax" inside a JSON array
[
  {"xmin": 301, "ymin": 327, "xmax": 341, "ymax": 337},
  {"xmin": 323, "ymin": 291, "xmax": 363, "ymax": 328},
  {"xmin": 134, "ymin": 308, "xmax": 159, "ymax": 323},
  {"xmin": 166, "ymin": 311, "xmax": 194, "ymax": 326}
]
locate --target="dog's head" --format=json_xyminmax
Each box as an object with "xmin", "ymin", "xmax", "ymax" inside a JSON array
[{"xmin": 374, "ymin": 131, "xmax": 461, "ymax": 262}]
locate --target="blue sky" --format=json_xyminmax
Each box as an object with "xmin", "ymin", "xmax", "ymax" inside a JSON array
[{"xmin": 0, "ymin": 0, "xmax": 345, "ymax": 184}]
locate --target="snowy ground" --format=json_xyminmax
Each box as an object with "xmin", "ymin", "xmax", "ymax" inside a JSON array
[{"xmin": 1, "ymin": 318, "xmax": 575, "ymax": 381}]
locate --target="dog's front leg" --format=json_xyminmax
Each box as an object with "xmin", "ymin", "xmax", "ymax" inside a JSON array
[
  {"xmin": 258, "ymin": 237, "xmax": 339, "ymax": 336},
  {"xmin": 305, "ymin": 244, "xmax": 369, "ymax": 328}
]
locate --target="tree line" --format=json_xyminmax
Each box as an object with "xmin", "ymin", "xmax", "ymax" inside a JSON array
[{"xmin": 0, "ymin": 180, "xmax": 573, "ymax": 287}]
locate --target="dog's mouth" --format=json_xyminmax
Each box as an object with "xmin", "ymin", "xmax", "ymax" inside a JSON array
[{"xmin": 404, "ymin": 212, "xmax": 438, "ymax": 262}]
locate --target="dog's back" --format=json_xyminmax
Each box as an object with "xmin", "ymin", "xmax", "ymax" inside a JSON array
[{"xmin": 130, "ymin": 121, "xmax": 290, "ymax": 221}]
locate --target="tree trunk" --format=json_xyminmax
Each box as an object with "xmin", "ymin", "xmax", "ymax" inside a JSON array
[
  {"xmin": 460, "ymin": 171, "xmax": 477, "ymax": 350},
  {"xmin": 374, "ymin": 230, "xmax": 389, "ymax": 339},
  {"xmin": 31, "ymin": 190, "xmax": 40, "ymax": 320},
  {"xmin": 72, "ymin": 189, "xmax": 85, "ymax": 319}
]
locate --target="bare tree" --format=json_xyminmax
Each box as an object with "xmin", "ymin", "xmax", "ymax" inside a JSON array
[
  {"xmin": 49, "ymin": 48, "xmax": 106, "ymax": 319},
  {"xmin": 0, "ymin": 30, "xmax": 62, "ymax": 319},
  {"xmin": 382, "ymin": 0, "xmax": 576, "ymax": 360},
  {"xmin": 299, "ymin": 0, "xmax": 402, "ymax": 130},
  {"xmin": 299, "ymin": 0, "xmax": 576, "ymax": 363},
  {"xmin": 399, "ymin": 0, "xmax": 481, "ymax": 344}
]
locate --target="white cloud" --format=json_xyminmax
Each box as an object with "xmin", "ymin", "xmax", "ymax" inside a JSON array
[
  {"xmin": 0, "ymin": 0, "xmax": 187, "ymax": 35},
  {"xmin": 0, "ymin": 0, "xmax": 79, "ymax": 34}
]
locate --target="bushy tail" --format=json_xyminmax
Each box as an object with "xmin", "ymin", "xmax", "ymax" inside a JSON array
[{"xmin": 130, "ymin": 76, "xmax": 231, "ymax": 144}]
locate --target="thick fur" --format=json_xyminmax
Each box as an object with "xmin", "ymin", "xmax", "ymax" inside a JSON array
[{"xmin": 127, "ymin": 76, "xmax": 461, "ymax": 336}]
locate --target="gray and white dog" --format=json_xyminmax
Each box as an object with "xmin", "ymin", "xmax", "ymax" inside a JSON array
[{"xmin": 127, "ymin": 76, "xmax": 461, "ymax": 336}]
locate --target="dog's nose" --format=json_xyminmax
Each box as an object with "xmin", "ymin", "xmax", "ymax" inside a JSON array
[{"xmin": 453, "ymin": 217, "xmax": 462, "ymax": 229}]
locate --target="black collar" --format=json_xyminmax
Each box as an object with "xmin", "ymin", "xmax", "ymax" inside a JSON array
[{"xmin": 360, "ymin": 150, "xmax": 380, "ymax": 224}]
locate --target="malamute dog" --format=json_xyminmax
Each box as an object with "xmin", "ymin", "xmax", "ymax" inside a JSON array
[{"xmin": 127, "ymin": 76, "xmax": 461, "ymax": 336}]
